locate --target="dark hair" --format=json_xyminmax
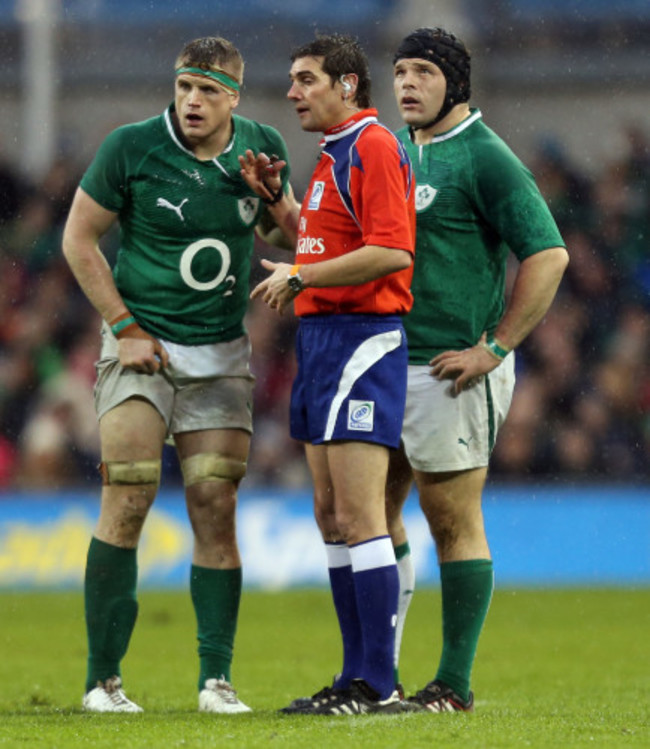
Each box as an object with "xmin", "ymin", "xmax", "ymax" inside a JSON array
[
  {"xmin": 175, "ymin": 36, "xmax": 244, "ymax": 84},
  {"xmin": 291, "ymin": 33, "xmax": 372, "ymax": 108}
]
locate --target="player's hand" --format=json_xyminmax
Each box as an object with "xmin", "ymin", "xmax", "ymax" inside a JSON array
[
  {"xmin": 238, "ymin": 150, "xmax": 285, "ymax": 204},
  {"xmin": 116, "ymin": 325, "xmax": 169, "ymax": 374},
  {"xmin": 250, "ymin": 258, "xmax": 298, "ymax": 314},
  {"xmin": 429, "ymin": 336, "xmax": 500, "ymax": 395}
]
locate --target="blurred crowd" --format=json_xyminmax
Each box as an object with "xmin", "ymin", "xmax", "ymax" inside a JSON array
[{"xmin": 0, "ymin": 122, "xmax": 648, "ymax": 492}]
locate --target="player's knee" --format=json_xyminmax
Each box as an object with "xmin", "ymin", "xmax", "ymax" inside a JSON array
[
  {"xmin": 430, "ymin": 521, "xmax": 459, "ymax": 555},
  {"xmin": 99, "ymin": 459, "xmax": 161, "ymax": 486},
  {"xmin": 180, "ymin": 452, "xmax": 247, "ymax": 488},
  {"xmin": 313, "ymin": 496, "xmax": 341, "ymax": 540},
  {"xmin": 385, "ymin": 492, "xmax": 406, "ymax": 528},
  {"xmin": 315, "ymin": 509, "xmax": 340, "ymax": 540},
  {"xmin": 386, "ymin": 513, "xmax": 406, "ymax": 542},
  {"xmin": 333, "ymin": 505, "xmax": 365, "ymax": 544}
]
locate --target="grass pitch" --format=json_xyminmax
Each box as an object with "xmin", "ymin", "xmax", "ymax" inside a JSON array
[{"xmin": 0, "ymin": 587, "xmax": 648, "ymax": 747}]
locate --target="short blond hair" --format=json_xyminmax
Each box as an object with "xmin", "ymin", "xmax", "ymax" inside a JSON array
[{"xmin": 175, "ymin": 36, "xmax": 244, "ymax": 86}]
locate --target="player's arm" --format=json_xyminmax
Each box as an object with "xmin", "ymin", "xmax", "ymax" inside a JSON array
[
  {"xmin": 489, "ymin": 245, "xmax": 569, "ymax": 351},
  {"xmin": 62, "ymin": 187, "xmax": 169, "ymax": 373},
  {"xmin": 239, "ymin": 150, "xmax": 301, "ymax": 245},
  {"xmin": 431, "ymin": 246, "xmax": 569, "ymax": 393},
  {"xmin": 254, "ymin": 184, "xmax": 299, "ymax": 251},
  {"xmin": 250, "ymin": 244, "xmax": 412, "ymax": 314}
]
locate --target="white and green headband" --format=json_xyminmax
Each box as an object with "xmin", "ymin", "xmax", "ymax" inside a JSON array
[{"xmin": 175, "ymin": 66, "xmax": 240, "ymax": 93}]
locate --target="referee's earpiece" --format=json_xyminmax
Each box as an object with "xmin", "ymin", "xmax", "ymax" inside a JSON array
[{"xmin": 340, "ymin": 75, "xmax": 353, "ymax": 97}]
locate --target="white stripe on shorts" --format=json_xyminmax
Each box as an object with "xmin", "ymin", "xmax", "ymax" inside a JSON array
[{"xmin": 323, "ymin": 329, "xmax": 402, "ymax": 441}]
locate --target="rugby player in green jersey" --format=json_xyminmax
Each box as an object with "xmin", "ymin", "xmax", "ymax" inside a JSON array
[
  {"xmin": 62, "ymin": 36, "xmax": 290, "ymax": 713},
  {"xmin": 386, "ymin": 28, "xmax": 569, "ymax": 712}
]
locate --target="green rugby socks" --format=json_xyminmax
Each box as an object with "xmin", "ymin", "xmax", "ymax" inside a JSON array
[
  {"xmin": 435, "ymin": 558, "xmax": 494, "ymax": 701},
  {"xmin": 84, "ymin": 537, "xmax": 139, "ymax": 692},
  {"xmin": 191, "ymin": 565, "xmax": 242, "ymax": 689}
]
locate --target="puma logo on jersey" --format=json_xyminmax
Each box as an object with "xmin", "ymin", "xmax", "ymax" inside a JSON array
[
  {"xmin": 458, "ymin": 436, "xmax": 474, "ymax": 449},
  {"xmin": 157, "ymin": 197, "xmax": 189, "ymax": 221},
  {"xmin": 415, "ymin": 184, "xmax": 438, "ymax": 212}
]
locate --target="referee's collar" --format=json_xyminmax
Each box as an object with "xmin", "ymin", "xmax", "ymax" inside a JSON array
[{"xmin": 323, "ymin": 108, "xmax": 378, "ymax": 143}]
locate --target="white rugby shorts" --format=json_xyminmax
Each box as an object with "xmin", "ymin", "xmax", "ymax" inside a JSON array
[
  {"xmin": 94, "ymin": 323, "xmax": 255, "ymax": 436},
  {"xmin": 401, "ymin": 354, "xmax": 515, "ymax": 473}
]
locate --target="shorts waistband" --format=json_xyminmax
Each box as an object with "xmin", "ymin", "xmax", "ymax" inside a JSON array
[{"xmin": 299, "ymin": 314, "xmax": 403, "ymax": 327}]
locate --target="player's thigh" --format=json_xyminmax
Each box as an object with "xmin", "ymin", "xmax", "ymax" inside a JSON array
[
  {"xmin": 328, "ymin": 441, "xmax": 389, "ymax": 534},
  {"xmin": 304, "ymin": 443, "xmax": 337, "ymax": 538},
  {"xmin": 96, "ymin": 399, "xmax": 167, "ymax": 544},
  {"xmin": 175, "ymin": 427, "xmax": 250, "ymax": 465},
  {"xmin": 99, "ymin": 397, "xmax": 168, "ymax": 460},
  {"xmin": 413, "ymin": 466, "xmax": 489, "ymax": 558},
  {"xmin": 414, "ymin": 466, "xmax": 487, "ymax": 518},
  {"xmin": 386, "ymin": 444, "xmax": 413, "ymax": 530}
]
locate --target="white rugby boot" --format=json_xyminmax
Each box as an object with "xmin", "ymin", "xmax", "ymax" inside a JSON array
[
  {"xmin": 82, "ymin": 676, "xmax": 143, "ymax": 713},
  {"xmin": 198, "ymin": 678, "xmax": 251, "ymax": 714}
]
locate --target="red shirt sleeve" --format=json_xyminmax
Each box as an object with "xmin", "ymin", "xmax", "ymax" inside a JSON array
[{"xmin": 352, "ymin": 125, "xmax": 415, "ymax": 254}]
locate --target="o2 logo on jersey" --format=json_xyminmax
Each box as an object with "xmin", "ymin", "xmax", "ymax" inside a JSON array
[
  {"xmin": 415, "ymin": 183, "xmax": 438, "ymax": 212},
  {"xmin": 348, "ymin": 400, "xmax": 374, "ymax": 432},
  {"xmin": 180, "ymin": 238, "xmax": 235, "ymax": 295},
  {"xmin": 307, "ymin": 181, "xmax": 325, "ymax": 211}
]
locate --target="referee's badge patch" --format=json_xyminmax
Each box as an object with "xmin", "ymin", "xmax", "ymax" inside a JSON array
[
  {"xmin": 348, "ymin": 400, "xmax": 374, "ymax": 432},
  {"xmin": 415, "ymin": 184, "xmax": 438, "ymax": 212},
  {"xmin": 308, "ymin": 181, "xmax": 325, "ymax": 211}
]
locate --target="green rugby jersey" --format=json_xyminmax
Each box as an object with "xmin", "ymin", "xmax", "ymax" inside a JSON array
[
  {"xmin": 80, "ymin": 106, "xmax": 290, "ymax": 345},
  {"xmin": 396, "ymin": 109, "xmax": 565, "ymax": 364}
]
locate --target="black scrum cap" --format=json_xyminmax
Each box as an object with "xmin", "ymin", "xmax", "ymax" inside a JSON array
[{"xmin": 394, "ymin": 27, "xmax": 471, "ymax": 126}]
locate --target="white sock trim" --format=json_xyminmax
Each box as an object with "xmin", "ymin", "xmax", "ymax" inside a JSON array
[
  {"xmin": 350, "ymin": 536, "xmax": 396, "ymax": 572},
  {"xmin": 325, "ymin": 542, "xmax": 351, "ymax": 568}
]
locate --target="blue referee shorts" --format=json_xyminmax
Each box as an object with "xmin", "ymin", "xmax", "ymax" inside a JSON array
[{"xmin": 290, "ymin": 314, "xmax": 408, "ymax": 448}]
